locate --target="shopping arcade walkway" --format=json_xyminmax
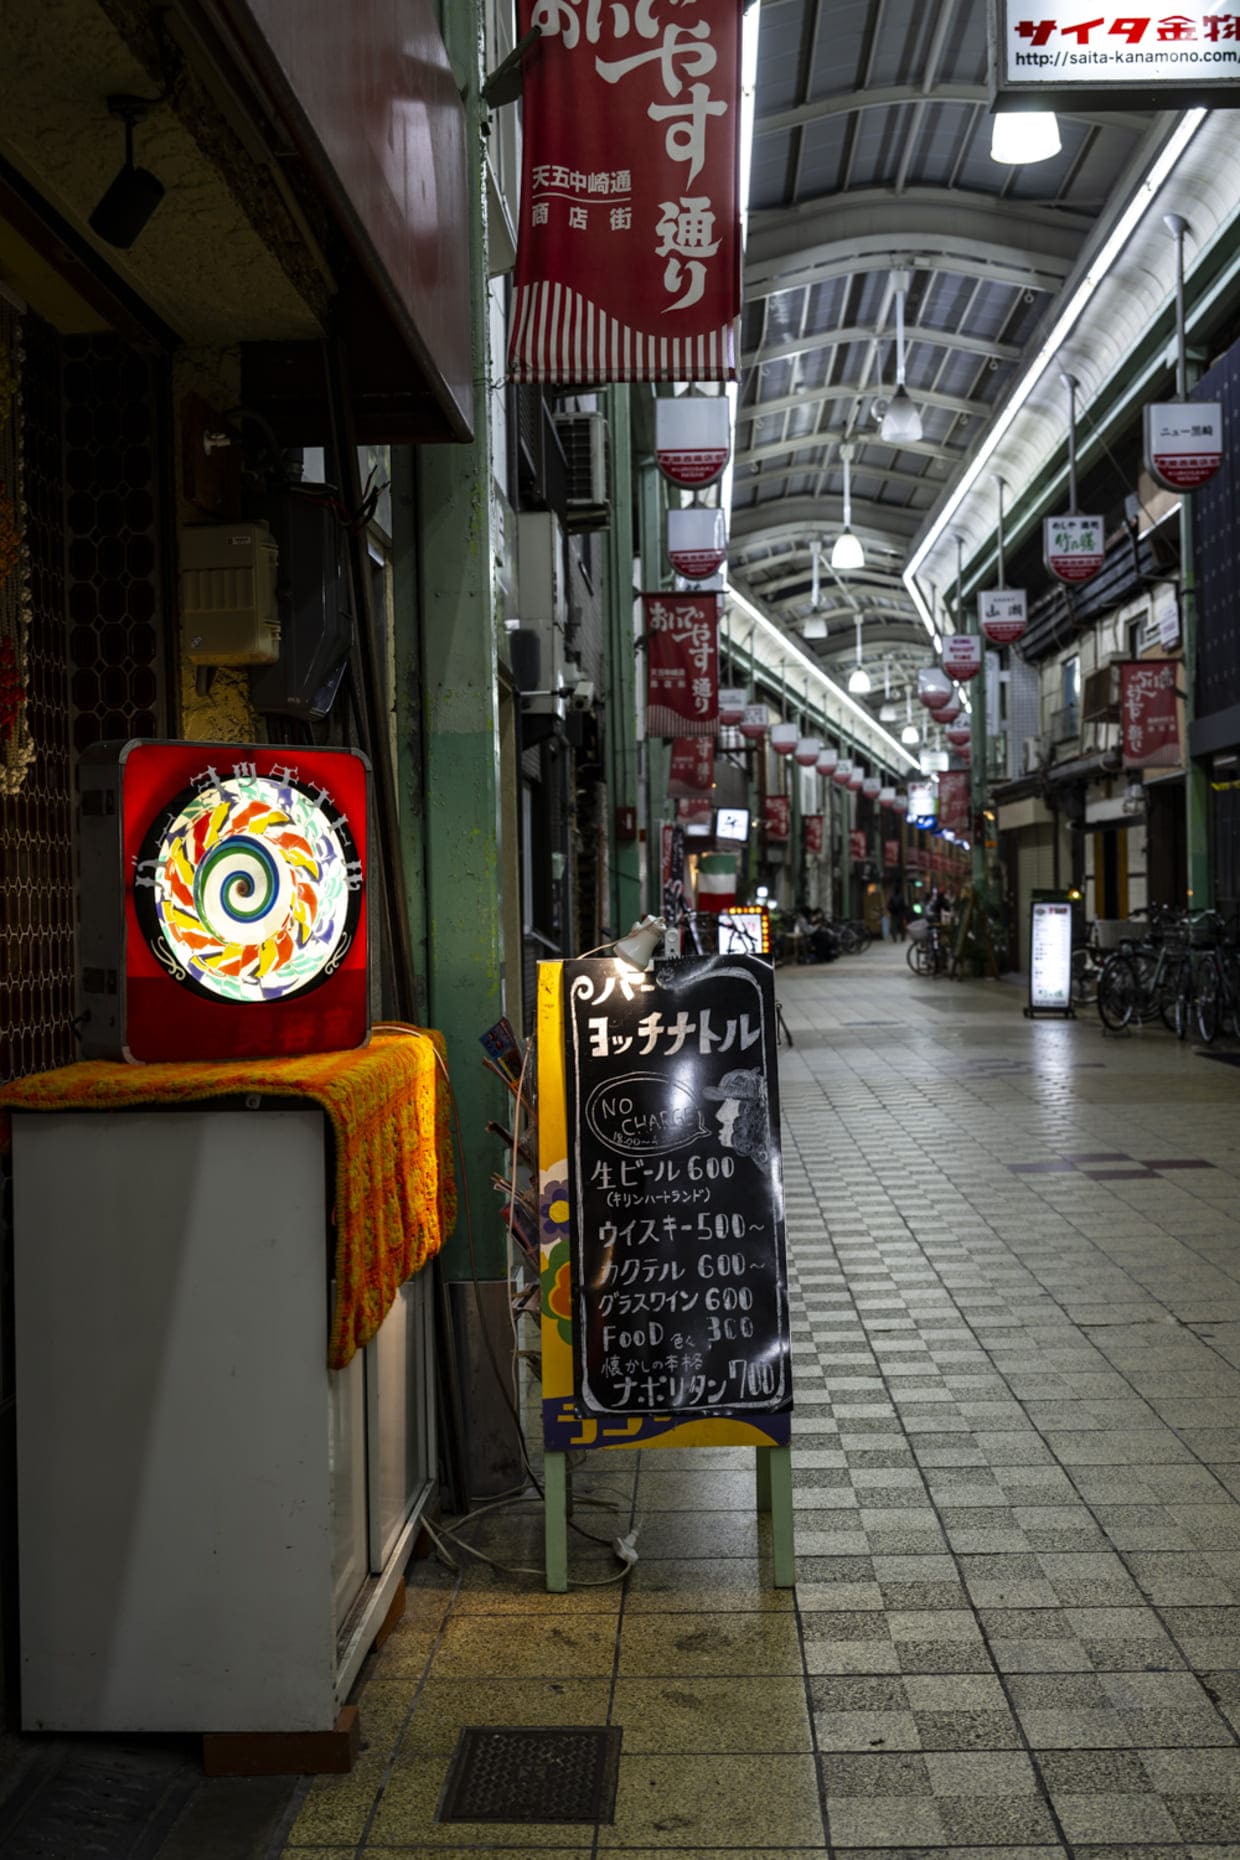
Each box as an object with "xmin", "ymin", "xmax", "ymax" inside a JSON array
[{"xmin": 285, "ymin": 941, "xmax": 1240, "ymax": 1857}]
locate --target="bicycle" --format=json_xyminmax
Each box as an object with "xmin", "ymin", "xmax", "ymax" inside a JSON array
[
  {"xmin": 1096, "ymin": 906, "xmax": 1187, "ymax": 1033},
  {"xmin": 1189, "ymin": 914, "xmax": 1240, "ymax": 1044},
  {"xmin": 907, "ymin": 920, "xmax": 948, "ymax": 976},
  {"xmin": 1071, "ymin": 920, "xmax": 1104, "ymax": 1007}
]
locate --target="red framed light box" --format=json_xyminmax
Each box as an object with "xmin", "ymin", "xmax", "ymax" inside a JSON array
[{"xmin": 80, "ymin": 741, "xmax": 371, "ymax": 1063}]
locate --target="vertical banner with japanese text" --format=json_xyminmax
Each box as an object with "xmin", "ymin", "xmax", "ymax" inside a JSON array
[
  {"xmin": 668, "ymin": 736, "xmax": 716, "ymax": 796},
  {"xmin": 508, "ymin": 0, "xmax": 742, "ymax": 384},
  {"xmin": 1121, "ymin": 660, "xmax": 1180, "ymax": 768},
  {"xmin": 660, "ymin": 821, "xmax": 687, "ymax": 922},
  {"xmin": 644, "ymin": 593, "xmax": 719, "ymax": 737},
  {"xmin": 802, "ymin": 813, "xmax": 825, "ymax": 856},
  {"xmin": 764, "ymin": 795, "xmax": 790, "ymax": 843},
  {"xmin": 938, "ymin": 770, "xmax": 971, "ymax": 837}
]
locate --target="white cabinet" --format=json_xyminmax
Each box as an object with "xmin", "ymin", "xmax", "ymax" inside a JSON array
[{"xmin": 12, "ymin": 1107, "xmax": 434, "ymax": 1733}]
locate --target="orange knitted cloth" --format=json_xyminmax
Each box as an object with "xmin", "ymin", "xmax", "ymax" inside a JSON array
[{"xmin": 0, "ymin": 1029, "xmax": 456, "ymax": 1369}]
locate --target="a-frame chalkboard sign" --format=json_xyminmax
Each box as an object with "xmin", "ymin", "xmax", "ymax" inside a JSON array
[{"xmin": 537, "ymin": 953, "xmax": 795, "ymax": 1591}]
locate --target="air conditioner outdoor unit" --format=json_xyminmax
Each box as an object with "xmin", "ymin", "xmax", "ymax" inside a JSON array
[
  {"xmin": 554, "ymin": 412, "xmax": 611, "ymax": 532},
  {"xmin": 1023, "ymin": 735, "xmax": 1042, "ymax": 775}
]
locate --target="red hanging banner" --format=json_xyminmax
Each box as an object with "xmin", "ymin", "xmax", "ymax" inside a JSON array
[
  {"xmin": 668, "ymin": 736, "xmax": 716, "ymax": 796},
  {"xmin": 884, "ymin": 838, "xmax": 900, "ymax": 867},
  {"xmin": 1120, "ymin": 659, "xmax": 1180, "ymax": 769},
  {"xmin": 507, "ymin": 0, "xmax": 742, "ymax": 385},
  {"xmin": 849, "ymin": 829, "xmax": 866, "ymax": 862},
  {"xmin": 644, "ymin": 593, "xmax": 719, "ymax": 737},
  {"xmin": 764, "ymin": 794, "xmax": 790, "ymax": 842},
  {"xmin": 938, "ymin": 770, "xmax": 970, "ymax": 836},
  {"xmin": 803, "ymin": 812, "xmax": 825, "ymax": 856},
  {"xmin": 675, "ymin": 795, "xmax": 713, "ymax": 826}
]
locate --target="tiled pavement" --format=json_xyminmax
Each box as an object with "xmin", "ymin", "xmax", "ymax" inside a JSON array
[{"xmin": 283, "ymin": 943, "xmax": 1240, "ymax": 1859}]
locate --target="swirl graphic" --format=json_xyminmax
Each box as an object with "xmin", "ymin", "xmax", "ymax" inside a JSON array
[{"xmin": 133, "ymin": 774, "xmax": 362, "ymax": 1004}]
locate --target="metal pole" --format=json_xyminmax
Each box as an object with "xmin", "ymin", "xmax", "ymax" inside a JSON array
[
  {"xmin": 959, "ymin": 533, "xmax": 987, "ymax": 903},
  {"xmin": 1165, "ymin": 212, "xmax": 1211, "ymax": 907},
  {"xmin": 995, "ymin": 476, "xmax": 1007, "ymax": 591},
  {"xmin": 1061, "ymin": 373, "xmax": 1080, "ymax": 514}
]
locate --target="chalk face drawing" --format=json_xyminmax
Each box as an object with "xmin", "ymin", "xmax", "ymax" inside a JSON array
[{"xmin": 134, "ymin": 773, "xmax": 362, "ymax": 1004}]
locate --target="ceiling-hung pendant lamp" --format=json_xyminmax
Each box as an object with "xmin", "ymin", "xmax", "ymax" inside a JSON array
[
  {"xmin": 900, "ymin": 691, "xmax": 919, "ymax": 747},
  {"xmin": 990, "ymin": 109, "xmax": 1061, "ymax": 165},
  {"xmin": 831, "ymin": 443, "xmax": 865, "ymax": 570},
  {"xmin": 847, "ymin": 614, "xmax": 871, "ymax": 696},
  {"xmin": 804, "ymin": 541, "xmax": 828, "ymax": 638},
  {"xmin": 880, "ymin": 272, "xmax": 923, "ymax": 445}
]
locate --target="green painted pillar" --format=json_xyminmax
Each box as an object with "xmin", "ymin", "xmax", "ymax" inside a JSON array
[
  {"xmin": 605, "ymin": 386, "xmax": 641, "ymax": 935},
  {"xmin": 1182, "ymin": 362, "xmax": 1212, "ymax": 910},
  {"xmin": 970, "ymin": 615, "xmax": 988, "ymax": 904},
  {"xmin": 416, "ymin": 0, "xmax": 507, "ymax": 1282}
]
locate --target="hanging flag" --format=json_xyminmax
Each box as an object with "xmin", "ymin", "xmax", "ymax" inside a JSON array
[
  {"xmin": 939, "ymin": 770, "xmax": 969, "ymax": 835},
  {"xmin": 980, "ymin": 588, "xmax": 1027, "ymax": 646},
  {"xmin": 884, "ymin": 837, "xmax": 900, "ymax": 866},
  {"xmin": 656, "ymin": 396, "xmax": 731, "ymax": 487},
  {"xmin": 764, "ymin": 795, "xmax": 790, "ymax": 842},
  {"xmin": 849, "ymin": 830, "xmax": 866, "ymax": 862},
  {"xmin": 668, "ymin": 736, "xmax": 716, "ymax": 797},
  {"xmin": 1121, "ymin": 659, "xmax": 1180, "ymax": 768},
  {"xmin": 696, "ymin": 849, "xmax": 738, "ymax": 912},
  {"xmin": 644, "ymin": 593, "xmax": 719, "ymax": 736},
  {"xmin": 1044, "ymin": 514, "xmax": 1104, "ymax": 584},
  {"xmin": 507, "ymin": 0, "xmax": 742, "ymax": 385},
  {"xmin": 803, "ymin": 813, "xmax": 825, "ymax": 855},
  {"xmin": 1144, "ymin": 402, "xmax": 1223, "ymax": 492},
  {"xmin": 666, "ymin": 507, "xmax": 728, "ymax": 580},
  {"xmin": 661, "ymin": 821, "xmax": 687, "ymax": 922}
]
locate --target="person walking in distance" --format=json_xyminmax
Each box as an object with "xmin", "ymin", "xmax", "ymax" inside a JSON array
[{"xmin": 888, "ymin": 885, "xmax": 907, "ymax": 942}]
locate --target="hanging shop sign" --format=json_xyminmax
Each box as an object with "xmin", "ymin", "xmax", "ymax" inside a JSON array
[
  {"xmin": 770, "ymin": 722, "xmax": 797, "ymax": 756},
  {"xmin": 862, "ymin": 776, "xmax": 881, "ymax": 798},
  {"xmin": 937, "ymin": 699, "xmax": 963, "ymax": 723},
  {"xmin": 849, "ymin": 829, "xmax": 867, "ymax": 862},
  {"xmin": 1044, "ymin": 514, "xmax": 1104, "ymax": 584},
  {"xmin": 803, "ymin": 812, "xmax": 825, "ymax": 855},
  {"xmin": 1154, "ymin": 582, "xmax": 1181, "ymax": 649},
  {"xmin": 1027, "ymin": 899, "xmax": 1074, "ymax": 1018},
  {"xmin": 980, "ymin": 587, "xmax": 1028, "ymax": 646},
  {"xmin": 656, "ymin": 396, "xmax": 731, "ymax": 487},
  {"xmin": 945, "ymin": 724, "xmax": 972, "ymax": 748},
  {"xmin": 884, "ymin": 837, "xmax": 900, "ymax": 866},
  {"xmin": 661, "ymin": 821, "xmax": 686, "ymax": 922},
  {"xmin": 1144, "ymin": 401, "xmax": 1224, "ymax": 492},
  {"xmin": 644, "ymin": 593, "xmax": 719, "ymax": 737},
  {"xmin": 668, "ymin": 736, "xmax": 716, "ymax": 796},
  {"xmin": 554, "ymin": 953, "xmax": 790, "ymax": 1427},
  {"xmin": 847, "ymin": 768, "xmax": 864, "ymax": 792},
  {"xmin": 832, "ymin": 758, "xmax": 854, "ymax": 786},
  {"xmin": 816, "ymin": 746, "xmax": 839, "ymax": 775},
  {"xmin": 938, "ymin": 771, "xmax": 970, "ymax": 837},
  {"xmin": 718, "ymin": 686, "xmax": 748, "ymax": 726},
  {"xmin": 892, "ymin": 791, "xmax": 908, "ymax": 812},
  {"xmin": 764, "ymin": 794, "xmax": 790, "ymax": 841},
  {"xmin": 79, "ymin": 740, "xmax": 370, "ymax": 1065},
  {"xmin": 667, "ymin": 506, "xmax": 728, "ymax": 581},
  {"xmin": 908, "ymin": 780, "xmax": 937, "ymax": 828},
  {"xmin": 942, "ymin": 635, "xmax": 981, "ymax": 682},
  {"xmin": 697, "ymin": 849, "xmax": 739, "ymax": 909},
  {"xmin": 675, "ymin": 797, "xmax": 713, "ymax": 831},
  {"xmin": 739, "ymin": 703, "xmax": 768, "ymax": 742},
  {"xmin": 1120, "ymin": 658, "xmax": 1180, "ymax": 768},
  {"xmin": 508, "ymin": 0, "xmax": 742, "ymax": 385},
  {"xmin": 795, "ymin": 735, "xmax": 822, "ymax": 767},
  {"xmin": 918, "ymin": 667, "xmax": 953, "ymax": 708},
  {"xmin": 990, "ymin": 2, "xmax": 1240, "ymax": 110},
  {"xmin": 879, "ymin": 785, "xmax": 897, "ymax": 804}
]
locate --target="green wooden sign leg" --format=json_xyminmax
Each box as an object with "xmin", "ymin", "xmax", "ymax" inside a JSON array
[
  {"xmin": 544, "ymin": 1451, "xmax": 569, "ymax": 1592},
  {"xmin": 755, "ymin": 1444, "xmax": 773, "ymax": 1513},
  {"xmin": 769, "ymin": 1445, "xmax": 796, "ymax": 1588}
]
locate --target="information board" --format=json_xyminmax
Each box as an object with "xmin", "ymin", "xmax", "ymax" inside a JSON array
[
  {"xmin": 1029, "ymin": 899, "xmax": 1074, "ymax": 1014},
  {"xmin": 561, "ymin": 954, "xmax": 791, "ymax": 1419}
]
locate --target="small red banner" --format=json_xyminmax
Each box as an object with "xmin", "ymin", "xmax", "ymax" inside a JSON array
[
  {"xmin": 803, "ymin": 812, "xmax": 825, "ymax": 856},
  {"xmin": 938, "ymin": 771, "xmax": 970, "ymax": 836},
  {"xmin": 668, "ymin": 736, "xmax": 716, "ymax": 796},
  {"xmin": 508, "ymin": 0, "xmax": 742, "ymax": 384},
  {"xmin": 645, "ymin": 593, "xmax": 719, "ymax": 737},
  {"xmin": 884, "ymin": 838, "xmax": 900, "ymax": 867},
  {"xmin": 849, "ymin": 829, "xmax": 866, "ymax": 862},
  {"xmin": 1121, "ymin": 659, "xmax": 1180, "ymax": 769},
  {"xmin": 764, "ymin": 794, "xmax": 790, "ymax": 842}
]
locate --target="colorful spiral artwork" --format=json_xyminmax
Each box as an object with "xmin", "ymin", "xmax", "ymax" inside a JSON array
[{"xmin": 133, "ymin": 773, "xmax": 363, "ymax": 1003}]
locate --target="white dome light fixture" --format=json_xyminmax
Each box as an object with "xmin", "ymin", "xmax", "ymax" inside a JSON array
[
  {"xmin": 990, "ymin": 108, "xmax": 1061, "ymax": 166},
  {"xmin": 880, "ymin": 271, "xmax": 923, "ymax": 446},
  {"xmin": 831, "ymin": 442, "xmax": 865, "ymax": 570},
  {"xmin": 847, "ymin": 612, "xmax": 871, "ymax": 696}
]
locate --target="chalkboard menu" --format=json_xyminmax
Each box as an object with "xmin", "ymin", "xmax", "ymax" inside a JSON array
[{"xmin": 563, "ymin": 954, "xmax": 792, "ymax": 1417}]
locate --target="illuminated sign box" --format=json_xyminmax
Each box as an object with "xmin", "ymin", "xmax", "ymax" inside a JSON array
[
  {"xmin": 79, "ymin": 741, "xmax": 370, "ymax": 1063},
  {"xmin": 716, "ymin": 806, "xmax": 751, "ymax": 843},
  {"xmin": 989, "ymin": 1, "xmax": 1240, "ymax": 107}
]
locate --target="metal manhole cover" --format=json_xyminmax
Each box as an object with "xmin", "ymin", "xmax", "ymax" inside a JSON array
[{"xmin": 437, "ymin": 1725, "xmax": 622, "ymax": 1824}]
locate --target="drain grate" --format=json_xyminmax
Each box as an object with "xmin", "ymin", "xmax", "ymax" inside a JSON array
[
  {"xmin": 0, "ymin": 1744, "xmax": 198, "ymax": 1859},
  {"xmin": 437, "ymin": 1725, "xmax": 622, "ymax": 1824}
]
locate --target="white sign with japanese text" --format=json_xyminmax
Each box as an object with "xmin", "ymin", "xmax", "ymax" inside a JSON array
[
  {"xmin": 992, "ymin": 2, "xmax": 1240, "ymax": 102},
  {"xmin": 1044, "ymin": 514, "xmax": 1105, "ymax": 584},
  {"xmin": 980, "ymin": 588, "xmax": 1028, "ymax": 646},
  {"xmin": 1144, "ymin": 401, "xmax": 1223, "ymax": 491},
  {"xmin": 1029, "ymin": 900, "xmax": 1074, "ymax": 1012}
]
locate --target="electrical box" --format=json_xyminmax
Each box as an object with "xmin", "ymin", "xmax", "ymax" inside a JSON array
[
  {"xmin": 517, "ymin": 511, "xmax": 567, "ymax": 724},
  {"xmin": 248, "ymin": 486, "xmax": 352, "ymax": 721},
  {"xmin": 179, "ymin": 521, "xmax": 280, "ymax": 666}
]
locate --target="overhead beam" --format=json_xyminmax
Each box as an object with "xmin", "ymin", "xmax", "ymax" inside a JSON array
[
  {"xmin": 744, "ymin": 323, "xmax": 1021, "ymax": 370},
  {"xmin": 745, "ymin": 188, "xmax": 1084, "ymax": 301},
  {"xmin": 737, "ymin": 426, "xmax": 953, "ymax": 468},
  {"xmin": 731, "ymin": 502, "xmax": 922, "ymax": 546},
  {"xmin": 757, "ymin": 81, "xmax": 1150, "ymax": 139},
  {"xmin": 737, "ymin": 445, "xmax": 947, "ymax": 495},
  {"xmin": 740, "ymin": 382, "xmax": 983, "ymax": 426}
]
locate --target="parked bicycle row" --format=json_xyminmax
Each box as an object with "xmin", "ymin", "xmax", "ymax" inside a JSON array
[{"xmin": 1074, "ymin": 903, "xmax": 1240, "ymax": 1043}]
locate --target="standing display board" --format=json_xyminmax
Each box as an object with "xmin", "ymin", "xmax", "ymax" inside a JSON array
[
  {"xmin": 1025, "ymin": 897, "xmax": 1075, "ymax": 1018},
  {"xmin": 537, "ymin": 955, "xmax": 794, "ymax": 1588}
]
